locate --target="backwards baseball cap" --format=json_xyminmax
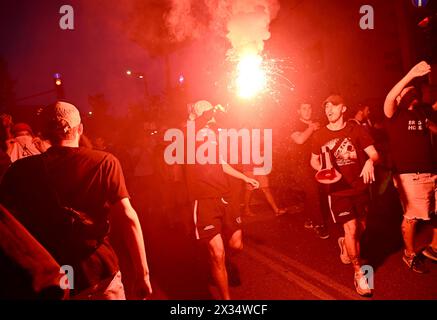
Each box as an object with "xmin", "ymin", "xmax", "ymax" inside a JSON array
[
  {"xmin": 44, "ymin": 101, "xmax": 81, "ymax": 130},
  {"xmin": 40, "ymin": 101, "xmax": 81, "ymax": 140},
  {"xmin": 323, "ymin": 94, "xmax": 345, "ymax": 107}
]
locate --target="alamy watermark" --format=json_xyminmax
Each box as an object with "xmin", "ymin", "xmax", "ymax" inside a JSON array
[
  {"xmin": 359, "ymin": 265, "xmax": 374, "ymax": 290},
  {"xmin": 360, "ymin": 5, "xmax": 374, "ymax": 30},
  {"xmin": 59, "ymin": 5, "xmax": 74, "ymax": 30},
  {"xmin": 163, "ymin": 121, "xmax": 272, "ymax": 175},
  {"xmin": 59, "ymin": 265, "xmax": 74, "ymax": 290}
]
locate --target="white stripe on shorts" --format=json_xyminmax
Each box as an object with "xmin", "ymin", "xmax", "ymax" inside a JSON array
[
  {"xmin": 193, "ymin": 200, "xmax": 200, "ymax": 240},
  {"xmin": 327, "ymin": 195, "xmax": 337, "ymax": 224}
]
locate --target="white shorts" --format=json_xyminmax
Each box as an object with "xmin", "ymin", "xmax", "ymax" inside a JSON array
[{"xmin": 393, "ymin": 173, "xmax": 437, "ymax": 221}]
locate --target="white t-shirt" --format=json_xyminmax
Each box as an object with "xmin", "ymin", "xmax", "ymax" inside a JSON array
[{"xmin": 7, "ymin": 136, "xmax": 41, "ymax": 163}]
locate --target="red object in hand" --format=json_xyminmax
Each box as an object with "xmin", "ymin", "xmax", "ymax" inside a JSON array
[
  {"xmin": 315, "ymin": 146, "xmax": 342, "ymax": 184},
  {"xmin": 315, "ymin": 167, "xmax": 342, "ymax": 184},
  {"xmin": 418, "ymin": 17, "xmax": 430, "ymax": 28}
]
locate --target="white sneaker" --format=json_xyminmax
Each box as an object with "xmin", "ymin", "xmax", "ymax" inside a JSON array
[{"xmin": 354, "ymin": 272, "xmax": 373, "ymax": 297}]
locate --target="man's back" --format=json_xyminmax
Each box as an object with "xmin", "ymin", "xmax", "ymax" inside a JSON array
[{"xmin": 0, "ymin": 146, "xmax": 129, "ymax": 293}]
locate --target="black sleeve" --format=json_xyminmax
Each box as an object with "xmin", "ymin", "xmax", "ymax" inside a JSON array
[
  {"xmin": 355, "ymin": 125, "xmax": 374, "ymax": 150},
  {"xmin": 291, "ymin": 120, "xmax": 307, "ymax": 136},
  {"xmin": 102, "ymin": 154, "xmax": 130, "ymax": 204},
  {"xmin": 311, "ymin": 132, "xmax": 321, "ymax": 155}
]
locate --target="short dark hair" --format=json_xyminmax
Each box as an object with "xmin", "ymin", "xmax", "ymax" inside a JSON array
[{"xmin": 296, "ymin": 102, "xmax": 312, "ymax": 112}]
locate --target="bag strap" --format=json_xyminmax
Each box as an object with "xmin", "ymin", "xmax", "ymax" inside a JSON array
[{"xmin": 37, "ymin": 154, "xmax": 107, "ymax": 256}]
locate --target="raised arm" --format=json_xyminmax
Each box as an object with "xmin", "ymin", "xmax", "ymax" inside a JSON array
[
  {"xmin": 384, "ymin": 61, "xmax": 431, "ymax": 118},
  {"xmin": 221, "ymin": 162, "xmax": 259, "ymax": 189},
  {"xmin": 291, "ymin": 122, "xmax": 319, "ymax": 145}
]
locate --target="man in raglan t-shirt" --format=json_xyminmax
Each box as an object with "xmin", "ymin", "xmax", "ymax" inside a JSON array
[
  {"xmin": 184, "ymin": 100, "xmax": 259, "ymax": 300},
  {"xmin": 384, "ymin": 61, "xmax": 437, "ymax": 270},
  {"xmin": 311, "ymin": 94, "xmax": 379, "ymax": 297}
]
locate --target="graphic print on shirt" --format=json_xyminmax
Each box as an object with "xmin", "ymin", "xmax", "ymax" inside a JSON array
[
  {"xmin": 323, "ymin": 138, "xmax": 357, "ymax": 167},
  {"xmin": 407, "ymin": 119, "xmax": 424, "ymax": 131}
]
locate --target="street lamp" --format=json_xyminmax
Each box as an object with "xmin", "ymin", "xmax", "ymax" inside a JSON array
[{"xmin": 53, "ymin": 73, "xmax": 65, "ymax": 100}]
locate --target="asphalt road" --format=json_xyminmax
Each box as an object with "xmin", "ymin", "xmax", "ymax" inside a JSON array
[{"xmin": 140, "ymin": 187, "xmax": 437, "ymax": 300}]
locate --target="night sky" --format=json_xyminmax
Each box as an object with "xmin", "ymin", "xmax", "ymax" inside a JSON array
[
  {"xmin": 0, "ymin": 0, "xmax": 435, "ymax": 116},
  {"xmin": 1, "ymin": 0, "xmax": 163, "ymax": 114}
]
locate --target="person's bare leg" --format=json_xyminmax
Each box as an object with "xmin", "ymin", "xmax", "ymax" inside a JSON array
[
  {"xmin": 359, "ymin": 213, "xmax": 367, "ymax": 235},
  {"xmin": 208, "ymin": 233, "xmax": 230, "ymax": 300},
  {"xmin": 357, "ymin": 216, "xmax": 367, "ymax": 257},
  {"xmin": 226, "ymin": 230, "xmax": 243, "ymax": 287},
  {"xmin": 402, "ymin": 217, "xmax": 417, "ymax": 256},
  {"xmin": 228, "ymin": 229, "xmax": 243, "ymax": 251},
  {"xmin": 261, "ymin": 187, "xmax": 280, "ymax": 213},
  {"xmin": 428, "ymin": 216, "xmax": 437, "ymax": 249},
  {"xmin": 343, "ymin": 219, "xmax": 361, "ymax": 272}
]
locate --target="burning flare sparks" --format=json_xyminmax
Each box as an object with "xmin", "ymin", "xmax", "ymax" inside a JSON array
[
  {"xmin": 229, "ymin": 52, "xmax": 295, "ymax": 101},
  {"xmin": 236, "ymin": 54, "xmax": 267, "ymax": 99}
]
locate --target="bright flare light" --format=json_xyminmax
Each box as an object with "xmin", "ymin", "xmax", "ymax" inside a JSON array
[{"xmin": 236, "ymin": 54, "xmax": 266, "ymax": 99}]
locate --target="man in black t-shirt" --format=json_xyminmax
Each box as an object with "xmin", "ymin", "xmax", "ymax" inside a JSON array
[
  {"xmin": 384, "ymin": 61, "xmax": 437, "ymax": 270},
  {"xmin": 311, "ymin": 94, "xmax": 379, "ymax": 297},
  {"xmin": 0, "ymin": 101, "xmax": 152, "ymax": 299},
  {"xmin": 184, "ymin": 100, "xmax": 259, "ymax": 300},
  {"xmin": 291, "ymin": 102, "xmax": 329, "ymax": 239},
  {"xmin": 348, "ymin": 104, "xmax": 374, "ymax": 137}
]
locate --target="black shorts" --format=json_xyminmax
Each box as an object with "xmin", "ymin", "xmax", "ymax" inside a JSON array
[
  {"xmin": 328, "ymin": 193, "xmax": 369, "ymax": 224},
  {"xmin": 192, "ymin": 197, "xmax": 242, "ymax": 240}
]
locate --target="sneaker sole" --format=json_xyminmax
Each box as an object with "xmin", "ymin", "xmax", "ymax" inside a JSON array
[
  {"xmin": 354, "ymin": 276, "xmax": 373, "ymax": 297},
  {"xmin": 338, "ymin": 237, "xmax": 351, "ymax": 264},
  {"xmin": 356, "ymin": 289, "xmax": 373, "ymax": 297},
  {"xmin": 318, "ymin": 233, "xmax": 330, "ymax": 240},
  {"xmin": 402, "ymin": 255, "xmax": 428, "ymax": 274},
  {"xmin": 422, "ymin": 249, "xmax": 437, "ymax": 262}
]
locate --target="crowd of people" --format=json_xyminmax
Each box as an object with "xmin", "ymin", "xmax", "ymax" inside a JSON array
[{"xmin": 0, "ymin": 61, "xmax": 436, "ymax": 300}]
